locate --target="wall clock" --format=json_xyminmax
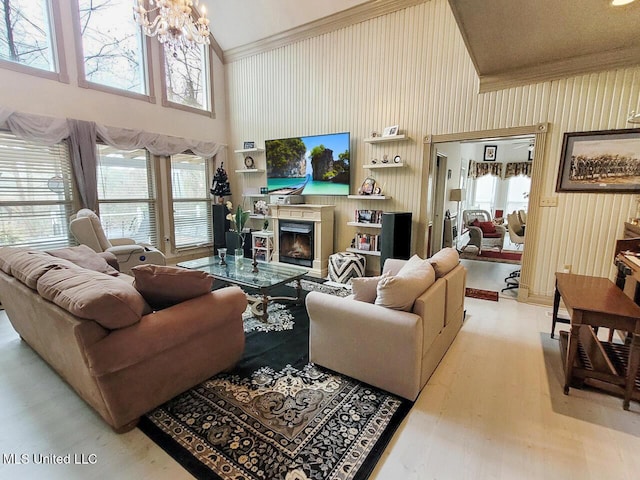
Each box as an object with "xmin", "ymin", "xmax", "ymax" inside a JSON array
[
  {"xmin": 244, "ymin": 156, "xmax": 255, "ymax": 168},
  {"xmin": 393, "ymin": 155, "xmax": 401, "ymax": 163}
]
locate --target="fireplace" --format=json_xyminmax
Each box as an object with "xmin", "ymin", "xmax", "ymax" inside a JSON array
[{"xmin": 279, "ymin": 221, "xmax": 314, "ymax": 267}]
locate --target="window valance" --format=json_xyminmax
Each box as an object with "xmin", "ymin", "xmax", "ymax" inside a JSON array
[
  {"xmin": 0, "ymin": 107, "xmax": 225, "ymax": 211},
  {"xmin": 468, "ymin": 160, "xmax": 532, "ymax": 179},
  {"xmin": 468, "ymin": 160, "xmax": 503, "ymax": 179},
  {"xmin": 0, "ymin": 107, "xmax": 224, "ymax": 157},
  {"xmin": 504, "ymin": 162, "xmax": 532, "ymax": 179}
]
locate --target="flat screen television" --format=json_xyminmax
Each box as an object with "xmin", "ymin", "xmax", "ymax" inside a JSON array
[{"xmin": 265, "ymin": 132, "xmax": 350, "ymax": 196}]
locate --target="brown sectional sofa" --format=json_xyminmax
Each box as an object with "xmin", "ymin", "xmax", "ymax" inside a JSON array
[{"xmin": 0, "ymin": 247, "xmax": 247, "ymax": 432}]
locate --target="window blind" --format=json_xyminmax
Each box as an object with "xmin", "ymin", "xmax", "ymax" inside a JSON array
[
  {"xmin": 171, "ymin": 153, "xmax": 212, "ymax": 249},
  {"xmin": 96, "ymin": 144, "xmax": 159, "ymax": 246},
  {"xmin": 0, "ymin": 131, "xmax": 75, "ymax": 249}
]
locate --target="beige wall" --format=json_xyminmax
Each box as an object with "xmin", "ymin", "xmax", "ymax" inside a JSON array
[
  {"xmin": 0, "ymin": 3, "xmax": 227, "ymax": 142},
  {"xmin": 225, "ymin": 0, "xmax": 640, "ymax": 300}
]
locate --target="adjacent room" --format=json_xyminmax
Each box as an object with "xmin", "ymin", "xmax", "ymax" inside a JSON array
[{"xmin": 1, "ymin": 1, "xmax": 640, "ymax": 479}]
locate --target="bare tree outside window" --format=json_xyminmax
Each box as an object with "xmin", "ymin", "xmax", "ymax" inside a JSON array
[
  {"xmin": 77, "ymin": 0, "xmax": 146, "ymax": 94},
  {"xmin": 164, "ymin": 43, "xmax": 209, "ymax": 111},
  {"xmin": 0, "ymin": 0, "xmax": 54, "ymax": 71}
]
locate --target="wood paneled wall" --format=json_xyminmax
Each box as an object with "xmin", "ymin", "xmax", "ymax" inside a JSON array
[{"xmin": 224, "ymin": 0, "xmax": 640, "ymax": 300}]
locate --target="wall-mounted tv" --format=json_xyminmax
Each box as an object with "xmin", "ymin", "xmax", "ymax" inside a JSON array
[{"xmin": 265, "ymin": 132, "xmax": 350, "ymax": 196}]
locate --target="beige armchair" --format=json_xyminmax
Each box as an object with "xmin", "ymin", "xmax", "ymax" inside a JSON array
[
  {"xmin": 306, "ymin": 257, "xmax": 466, "ymax": 401},
  {"xmin": 507, "ymin": 211, "xmax": 525, "ymax": 248},
  {"xmin": 461, "ymin": 209, "xmax": 506, "ymax": 253},
  {"xmin": 69, "ymin": 209, "xmax": 165, "ymax": 274}
]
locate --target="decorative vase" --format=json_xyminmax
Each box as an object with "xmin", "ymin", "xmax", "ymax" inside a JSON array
[{"xmin": 234, "ymin": 247, "xmax": 244, "ymax": 258}]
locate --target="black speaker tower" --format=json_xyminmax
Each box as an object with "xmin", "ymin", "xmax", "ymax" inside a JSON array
[{"xmin": 380, "ymin": 212, "xmax": 412, "ymax": 272}]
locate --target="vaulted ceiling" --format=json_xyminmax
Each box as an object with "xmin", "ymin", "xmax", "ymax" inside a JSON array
[{"xmin": 201, "ymin": 0, "xmax": 640, "ymax": 91}]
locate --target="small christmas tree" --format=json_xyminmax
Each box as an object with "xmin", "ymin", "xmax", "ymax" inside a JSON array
[{"xmin": 210, "ymin": 162, "xmax": 232, "ymax": 201}]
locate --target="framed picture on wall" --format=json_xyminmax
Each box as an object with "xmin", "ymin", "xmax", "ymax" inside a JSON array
[
  {"xmin": 484, "ymin": 145, "xmax": 497, "ymax": 161},
  {"xmin": 556, "ymin": 128, "xmax": 640, "ymax": 193}
]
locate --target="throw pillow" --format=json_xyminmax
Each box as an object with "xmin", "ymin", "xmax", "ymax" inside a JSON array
[
  {"xmin": 351, "ymin": 274, "xmax": 386, "ymax": 303},
  {"xmin": 472, "ymin": 219, "xmax": 496, "ymax": 234},
  {"xmin": 429, "ymin": 247, "xmax": 460, "ymax": 278},
  {"xmin": 131, "ymin": 264, "xmax": 213, "ymax": 310},
  {"xmin": 46, "ymin": 245, "xmax": 119, "ymax": 276},
  {"xmin": 375, "ymin": 257, "xmax": 436, "ymax": 311},
  {"xmin": 37, "ymin": 266, "xmax": 146, "ymax": 329}
]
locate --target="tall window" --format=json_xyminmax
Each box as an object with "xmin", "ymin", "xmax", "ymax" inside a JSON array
[
  {"xmin": 75, "ymin": 0, "xmax": 148, "ymax": 95},
  {"xmin": 170, "ymin": 153, "xmax": 212, "ymax": 249},
  {"xmin": 472, "ymin": 175, "xmax": 498, "ymax": 213},
  {"xmin": 0, "ymin": 131, "xmax": 75, "ymax": 249},
  {"xmin": 163, "ymin": 43, "xmax": 212, "ymax": 113},
  {"xmin": 96, "ymin": 145, "xmax": 158, "ymax": 246},
  {"xmin": 505, "ymin": 175, "xmax": 531, "ymax": 215},
  {"xmin": 0, "ymin": 0, "xmax": 56, "ymax": 72}
]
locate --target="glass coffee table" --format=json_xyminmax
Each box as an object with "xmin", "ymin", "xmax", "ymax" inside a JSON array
[{"xmin": 177, "ymin": 256, "xmax": 308, "ymax": 323}]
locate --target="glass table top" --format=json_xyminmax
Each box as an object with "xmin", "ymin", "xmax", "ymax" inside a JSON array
[{"xmin": 177, "ymin": 256, "xmax": 308, "ymax": 289}]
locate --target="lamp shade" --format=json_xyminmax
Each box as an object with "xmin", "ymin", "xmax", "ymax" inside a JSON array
[{"xmin": 449, "ymin": 188, "xmax": 465, "ymax": 202}]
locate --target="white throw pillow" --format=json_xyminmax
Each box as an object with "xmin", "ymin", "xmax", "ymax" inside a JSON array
[
  {"xmin": 375, "ymin": 257, "xmax": 436, "ymax": 311},
  {"xmin": 429, "ymin": 247, "xmax": 459, "ymax": 278},
  {"xmin": 351, "ymin": 274, "xmax": 386, "ymax": 303}
]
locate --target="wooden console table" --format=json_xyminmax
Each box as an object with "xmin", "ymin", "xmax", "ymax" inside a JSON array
[{"xmin": 552, "ymin": 273, "xmax": 640, "ymax": 410}]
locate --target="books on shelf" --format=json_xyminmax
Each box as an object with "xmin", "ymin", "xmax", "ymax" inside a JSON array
[
  {"xmin": 353, "ymin": 233, "xmax": 380, "ymax": 252},
  {"xmin": 355, "ymin": 209, "xmax": 383, "ymax": 224}
]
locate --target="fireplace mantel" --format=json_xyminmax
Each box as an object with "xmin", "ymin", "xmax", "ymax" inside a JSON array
[{"xmin": 270, "ymin": 204, "xmax": 334, "ymax": 278}]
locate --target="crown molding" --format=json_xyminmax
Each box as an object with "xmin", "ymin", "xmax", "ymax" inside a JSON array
[
  {"xmin": 478, "ymin": 45, "xmax": 640, "ymax": 93},
  {"xmin": 223, "ymin": 0, "xmax": 430, "ymax": 64}
]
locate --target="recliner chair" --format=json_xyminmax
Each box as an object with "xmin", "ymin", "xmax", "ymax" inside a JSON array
[{"xmin": 69, "ymin": 209, "xmax": 166, "ymax": 273}]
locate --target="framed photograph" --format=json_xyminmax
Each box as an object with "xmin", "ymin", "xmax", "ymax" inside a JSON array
[
  {"xmin": 556, "ymin": 128, "xmax": 640, "ymax": 193},
  {"xmin": 358, "ymin": 177, "xmax": 377, "ymax": 195},
  {"xmin": 382, "ymin": 125, "xmax": 399, "ymax": 137},
  {"xmin": 243, "ymin": 141, "xmax": 255, "ymax": 149},
  {"xmin": 484, "ymin": 145, "xmax": 497, "ymax": 161}
]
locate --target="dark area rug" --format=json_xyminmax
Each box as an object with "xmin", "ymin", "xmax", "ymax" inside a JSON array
[
  {"xmin": 465, "ymin": 287, "xmax": 499, "ymax": 302},
  {"xmin": 139, "ymin": 279, "xmax": 411, "ymax": 480}
]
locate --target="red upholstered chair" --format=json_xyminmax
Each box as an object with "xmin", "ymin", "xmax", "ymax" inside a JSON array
[{"xmin": 461, "ymin": 209, "xmax": 506, "ymax": 253}]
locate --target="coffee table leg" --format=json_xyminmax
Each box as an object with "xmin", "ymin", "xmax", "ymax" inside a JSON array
[
  {"xmin": 260, "ymin": 290, "xmax": 269, "ymax": 323},
  {"xmin": 294, "ymin": 279, "xmax": 303, "ymax": 305}
]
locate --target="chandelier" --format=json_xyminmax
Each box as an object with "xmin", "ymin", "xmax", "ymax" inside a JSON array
[{"xmin": 133, "ymin": 0, "xmax": 210, "ymax": 52}]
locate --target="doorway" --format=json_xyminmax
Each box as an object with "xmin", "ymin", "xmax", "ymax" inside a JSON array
[{"xmin": 427, "ymin": 124, "xmax": 548, "ymax": 302}]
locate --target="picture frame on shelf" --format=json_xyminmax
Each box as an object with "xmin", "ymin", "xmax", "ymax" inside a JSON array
[
  {"xmin": 358, "ymin": 177, "xmax": 377, "ymax": 195},
  {"xmin": 382, "ymin": 125, "xmax": 399, "ymax": 137},
  {"xmin": 556, "ymin": 128, "xmax": 640, "ymax": 193},
  {"xmin": 243, "ymin": 141, "xmax": 255, "ymax": 149},
  {"xmin": 484, "ymin": 145, "xmax": 497, "ymax": 161}
]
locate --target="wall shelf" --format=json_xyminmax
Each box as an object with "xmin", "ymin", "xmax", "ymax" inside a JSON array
[
  {"xmin": 346, "ymin": 247, "xmax": 380, "ymax": 256},
  {"xmin": 235, "ymin": 169, "xmax": 264, "ymax": 173},
  {"xmin": 242, "ymin": 193, "xmax": 267, "ymax": 198},
  {"xmin": 347, "ymin": 222, "xmax": 382, "ymax": 228},
  {"xmin": 363, "ymin": 162, "xmax": 405, "ymax": 169},
  {"xmin": 347, "ymin": 195, "xmax": 391, "ymax": 200},
  {"xmin": 364, "ymin": 134, "xmax": 408, "ymax": 143},
  {"xmin": 234, "ymin": 147, "xmax": 264, "ymax": 154}
]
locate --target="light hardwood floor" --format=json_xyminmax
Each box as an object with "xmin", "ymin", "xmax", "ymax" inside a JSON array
[{"xmin": 1, "ymin": 296, "xmax": 639, "ymax": 479}]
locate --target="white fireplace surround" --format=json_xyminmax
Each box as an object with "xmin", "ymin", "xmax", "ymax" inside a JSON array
[{"xmin": 270, "ymin": 204, "xmax": 334, "ymax": 278}]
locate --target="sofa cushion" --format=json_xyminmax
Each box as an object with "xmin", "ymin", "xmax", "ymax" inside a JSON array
[
  {"xmin": 46, "ymin": 245, "xmax": 119, "ymax": 276},
  {"xmin": 37, "ymin": 266, "xmax": 146, "ymax": 329},
  {"xmin": 375, "ymin": 256, "xmax": 436, "ymax": 311},
  {"xmin": 0, "ymin": 246, "xmax": 28, "ymax": 274},
  {"xmin": 429, "ymin": 247, "xmax": 460, "ymax": 278},
  {"xmin": 8, "ymin": 250, "xmax": 78, "ymax": 290},
  {"xmin": 131, "ymin": 264, "xmax": 213, "ymax": 310},
  {"xmin": 351, "ymin": 274, "xmax": 385, "ymax": 303}
]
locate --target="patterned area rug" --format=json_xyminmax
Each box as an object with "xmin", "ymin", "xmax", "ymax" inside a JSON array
[
  {"xmin": 139, "ymin": 280, "xmax": 410, "ymax": 480},
  {"xmin": 459, "ymin": 249, "xmax": 522, "ymax": 265}
]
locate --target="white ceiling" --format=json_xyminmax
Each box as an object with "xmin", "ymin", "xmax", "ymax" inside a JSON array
[{"xmin": 200, "ymin": 0, "xmax": 370, "ymax": 51}]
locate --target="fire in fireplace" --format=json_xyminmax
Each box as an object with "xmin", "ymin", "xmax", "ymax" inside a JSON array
[{"xmin": 279, "ymin": 221, "xmax": 314, "ymax": 267}]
